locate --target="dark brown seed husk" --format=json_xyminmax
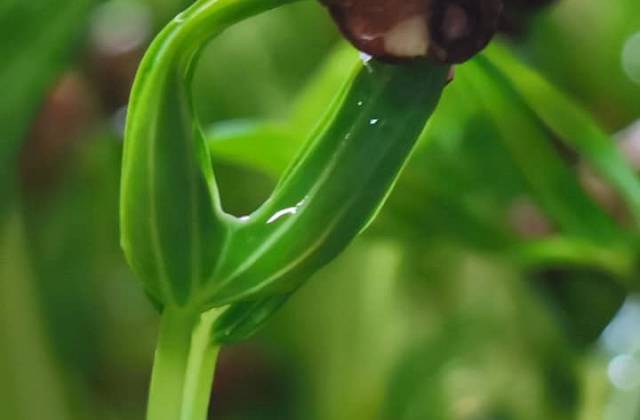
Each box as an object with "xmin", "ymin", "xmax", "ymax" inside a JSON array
[{"xmin": 319, "ymin": 0, "xmax": 503, "ymax": 64}]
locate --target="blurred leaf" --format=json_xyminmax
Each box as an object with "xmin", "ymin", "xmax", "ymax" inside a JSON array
[
  {"xmin": 21, "ymin": 134, "xmax": 122, "ymax": 377},
  {"xmin": 530, "ymin": 267, "xmax": 628, "ymax": 348},
  {"xmin": 513, "ymin": 236, "xmax": 635, "ymax": 281},
  {"xmin": 205, "ymin": 44, "xmax": 359, "ymax": 178},
  {"xmin": 193, "ymin": 1, "xmax": 338, "ymax": 124},
  {"xmin": 382, "ymin": 337, "xmax": 453, "ymax": 420},
  {"xmin": 207, "ymin": 120, "xmax": 295, "ymax": 178},
  {"xmin": 382, "ymin": 316, "xmax": 580, "ymax": 420},
  {"xmin": 525, "ymin": 0, "xmax": 640, "ymax": 126},
  {"xmin": 0, "ymin": 213, "xmax": 73, "ymax": 420},
  {"xmin": 385, "ymin": 109, "xmax": 523, "ymax": 252},
  {"xmin": 457, "ymin": 58, "xmax": 621, "ymax": 243},
  {"xmin": 289, "ymin": 43, "xmax": 359, "ymax": 135},
  {"xmin": 0, "ymin": 0, "xmax": 95, "ymax": 212},
  {"xmin": 485, "ymin": 44, "xmax": 640, "ymax": 227}
]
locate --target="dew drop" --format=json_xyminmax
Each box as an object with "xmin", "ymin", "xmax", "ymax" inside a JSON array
[{"xmin": 174, "ymin": 11, "xmax": 187, "ymax": 23}]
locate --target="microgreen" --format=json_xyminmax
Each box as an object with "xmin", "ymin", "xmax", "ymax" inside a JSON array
[{"xmin": 120, "ymin": 0, "xmax": 448, "ymax": 417}]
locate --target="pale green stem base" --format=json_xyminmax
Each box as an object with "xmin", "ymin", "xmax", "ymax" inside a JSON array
[{"xmin": 146, "ymin": 307, "xmax": 222, "ymax": 420}]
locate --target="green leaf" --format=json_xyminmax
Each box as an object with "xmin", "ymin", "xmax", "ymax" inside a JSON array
[
  {"xmin": 121, "ymin": 0, "xmax": 294, "ymax": 307},
  {"xmin": 512, "ymin": 236, "xmax": 635, "ymax": 281},
  {"xmin": 21, "ymin": 133, "xmax": 122, "ymax": 375},
  {"xmin": 207, "ymin": 119, "xmax": 295, "ymax": 178},
  {"xmin": 203, "ymin": 60, "xmax": 448, "ymax": 306},
  {"xmin": 529, "ymin": 267, "xmax": 628, "ymax": 348},
  {"xmin": 384, "ymin": 86, "xmax": 525, "ymax": 251},
  {"xmin": 456, "ymin": 58, "xmax": 621, "ymax": 243},
  {"xmin": 212, "ymin": 293, "xmax": 291, "ymax": 344},
  {"xmin": 484, "ymin": 43, "xmax": 640, "ymax": 227}
]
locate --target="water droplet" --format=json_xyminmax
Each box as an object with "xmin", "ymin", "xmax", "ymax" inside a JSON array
[
  {"xmin": 174, "ymin": 11, "xmax": 187, "ymax": 23},
  {"xmin": 357, "ymin": 100, "xmax": 364, "ymax": 107},
  {"xmin": 266, "ymin": 198, "xmax": 307, "ymax": 224},
  {"xmin": 360, "ymin": 52, "xmax": 375, "ymax": 73},
  {"xmin": 369, "ymin": 118, "xmax": 379, "ymax": 125},
  {"xmin": 360, "ymin": 52, "xmax": 373, "ymax": 63}
]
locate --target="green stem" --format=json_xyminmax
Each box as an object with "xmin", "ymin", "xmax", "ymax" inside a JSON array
[
  {"xmin": 146, "ymin": 307, "xmax": 222, "ymax": 420},
  {"xmin": 147, "ymin": 308, "xmax": 196, "ymax": 420},
  {"xmin": 181, "ymin": 308, "xmax": 222, "ymax": 420}
]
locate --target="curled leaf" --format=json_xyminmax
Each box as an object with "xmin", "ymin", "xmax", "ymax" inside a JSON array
[{"xmin": 121, "ymin": 0, "xmax": 448, "ymax": 324}]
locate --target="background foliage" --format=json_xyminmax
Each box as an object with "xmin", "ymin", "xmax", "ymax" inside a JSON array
[{"xmin": 1, "ymin": 0, "xmax": 640, "ymax": 419}]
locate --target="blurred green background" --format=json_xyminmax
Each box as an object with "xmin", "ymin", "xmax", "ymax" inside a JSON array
[{"xmin": 2, "ymin": 0, "xmax": 640, "ymax": 419}]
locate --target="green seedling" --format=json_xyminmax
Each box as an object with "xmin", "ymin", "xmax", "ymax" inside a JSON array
[{"xmin": 120, "ymin": 0, "xmax": 448, "ymax": 418}]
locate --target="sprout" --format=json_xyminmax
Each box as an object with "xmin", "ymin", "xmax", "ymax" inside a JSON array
[{"xmin": 120, "ymin": 0, "xmax": 448, "ymax": 418}]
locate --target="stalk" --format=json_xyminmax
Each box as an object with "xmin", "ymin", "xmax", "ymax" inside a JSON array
[
  {"xmin": 181, "ymin": 308, "xmax": 223, "ymax": 420},
  {"xmin": 146, "ymin": 307, "xmax": 221, "ymax": 420}
]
